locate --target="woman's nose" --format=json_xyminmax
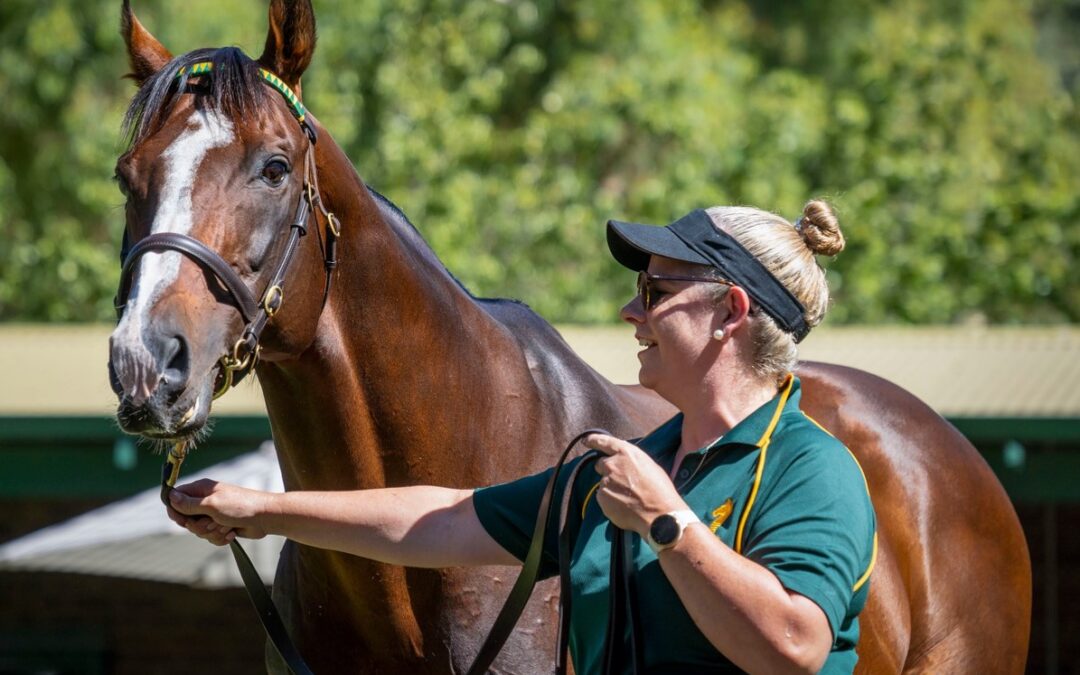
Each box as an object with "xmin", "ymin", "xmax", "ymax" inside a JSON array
[{"xmin": 620, "ymin": 295, "xmax": 645, "ymax": 324}]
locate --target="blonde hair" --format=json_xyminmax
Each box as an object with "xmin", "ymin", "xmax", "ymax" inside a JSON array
[{"xmin": 705, "ymin": 200, "xmax": 845, "ymax": 384}]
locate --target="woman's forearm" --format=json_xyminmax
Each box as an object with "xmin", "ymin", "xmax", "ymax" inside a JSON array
[
  {"xmin": 169, "ymin": 480, "xmax": 518, "ymax": 568},
  {"xmin": 264, "ymin": 486, "xmax": 515, "ymax": 567}
]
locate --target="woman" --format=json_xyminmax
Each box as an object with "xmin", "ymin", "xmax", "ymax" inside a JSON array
[{"xmin": 168, "ymin": 200, "xmax": 876, "ymax": 674}]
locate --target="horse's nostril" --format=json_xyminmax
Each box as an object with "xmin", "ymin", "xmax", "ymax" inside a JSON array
[{"xmin": 162, "ymin": 335, "xmax": 190, "ymax": 387}]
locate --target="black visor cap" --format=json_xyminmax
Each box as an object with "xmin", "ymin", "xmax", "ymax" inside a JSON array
[{"xmin": 607, "ymin": 215, "xmax": 712, "ymax": 272}]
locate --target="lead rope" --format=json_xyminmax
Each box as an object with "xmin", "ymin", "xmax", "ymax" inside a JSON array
[
  {"xmin": 160, "ymin": 442, "xmax": 315, "ymax": 675},
  {"xmin": 556, "ymin": 451, "xmax": 602, "ymax": 675},
  {"xmin": 465, "ymin": 429, "xmax": 610, "ymax": 675}
]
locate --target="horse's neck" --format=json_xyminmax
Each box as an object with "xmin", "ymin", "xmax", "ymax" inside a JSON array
[{"xmin": 258, "ymin": 137, "xmax": 536, "ymax": 492}]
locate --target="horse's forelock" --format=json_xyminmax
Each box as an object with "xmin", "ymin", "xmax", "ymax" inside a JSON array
[{"xmin": 122, "ymin": 47, "xmax": 269, "ymax": 149}]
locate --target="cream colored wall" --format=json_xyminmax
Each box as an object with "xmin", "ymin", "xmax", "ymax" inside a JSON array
[{"xmin": 2, "ymin": 324, "xmax": 1078, "ymax": 417}]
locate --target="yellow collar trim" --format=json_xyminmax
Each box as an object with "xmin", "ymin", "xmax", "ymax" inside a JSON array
[{"xmin": 735, "ymin": 373, "xmax": 795, "ymax": 554}]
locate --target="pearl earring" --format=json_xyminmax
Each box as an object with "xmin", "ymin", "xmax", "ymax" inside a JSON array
[{"xmin": 712, "ymin": 328, "xmax": 725, "ymax": 341}]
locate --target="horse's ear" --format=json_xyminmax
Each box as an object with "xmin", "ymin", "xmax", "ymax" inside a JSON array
[
  {"xmin": 257, "ymin": 0, "xmax": 317, "ymax": 95},
  {"xmin": 121, "ymin": 0, "xmax": 172, "ymax": 85}
]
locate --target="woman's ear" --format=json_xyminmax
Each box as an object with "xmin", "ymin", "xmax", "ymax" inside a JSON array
[{"xmin": 716, "ymin": 286, "xmax": 753, "ymax": 336}]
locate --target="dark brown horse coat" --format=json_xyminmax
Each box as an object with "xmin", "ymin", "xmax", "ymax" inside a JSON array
[{"xmin": 110, "ymin": 2, "xmax": 1031, "ymax": 673}]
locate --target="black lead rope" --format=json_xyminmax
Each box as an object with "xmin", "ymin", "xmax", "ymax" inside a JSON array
[
  {"xmin": 466, "ymin": 428, "xmax": 610, "ymax": 675},
  {"xmin": 606, "ymin": 526, "xmax": 644, "ymax": 675},
  {"xmin": 557, "ymin": 451, "xmax": 644, "ymax": 675},
  {"xmin": 160, "ymin": 444, "xmax": 314, "ymax": 675},
  {"xmin": 226, "ymin": 538, "xmax": 314, "ymax": 675},
  {"xmin": 470, "ymin": 426, "xmax": 645, "ymax": 675},
  {"xmin": 556, "ymin": 452, "xmax": 602, "ymax": 675}
]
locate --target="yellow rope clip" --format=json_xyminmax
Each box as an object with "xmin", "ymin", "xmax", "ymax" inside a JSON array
[{"xmin": 164, "ymin": 442, "xmax": 188, "ymax": 489}]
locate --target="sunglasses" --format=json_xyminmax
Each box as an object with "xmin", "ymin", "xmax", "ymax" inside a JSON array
[{"xmin": 636, "ymin": 271, "xmax": 733, "ymax": 311}]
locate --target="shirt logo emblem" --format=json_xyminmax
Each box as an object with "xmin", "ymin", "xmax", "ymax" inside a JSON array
[{"xmin": 709, "ymin": 498, "xmax": 734, "ymax": 532}]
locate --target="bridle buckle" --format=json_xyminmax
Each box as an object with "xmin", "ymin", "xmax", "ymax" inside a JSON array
[{"xmin": 263, "ymin": 285, "xmax": 284, "ymax": 316}]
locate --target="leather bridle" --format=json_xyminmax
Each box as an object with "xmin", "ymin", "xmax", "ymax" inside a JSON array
[{"xmin": 114, "ymin": 62, "xmax": 339, "ymax": 399}]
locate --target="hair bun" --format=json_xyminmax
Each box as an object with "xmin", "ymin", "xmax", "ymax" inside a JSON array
[{"xmin": 798, "ymin": 199, "xmax": 845, "ymax": 256}]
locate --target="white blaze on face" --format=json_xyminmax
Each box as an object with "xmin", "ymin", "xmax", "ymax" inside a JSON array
[{"xmin": 111, "ymin": 109, "xmax": 235, "ymax": 401}]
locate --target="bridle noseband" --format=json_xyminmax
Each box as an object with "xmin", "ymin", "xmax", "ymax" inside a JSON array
[{"xmin": 114, "ymin": 62, "xmax": 339, "ymax": 398}]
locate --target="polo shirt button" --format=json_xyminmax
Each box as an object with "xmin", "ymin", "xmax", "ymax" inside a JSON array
[{"xmin": 677, "ymin": 468, "xmax": 690, "ymax": 480}]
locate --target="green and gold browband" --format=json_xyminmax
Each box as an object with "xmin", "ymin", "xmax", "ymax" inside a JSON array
[{"xmin": 176, "ymin": 61, "xmax": 313, "ymax": 140}]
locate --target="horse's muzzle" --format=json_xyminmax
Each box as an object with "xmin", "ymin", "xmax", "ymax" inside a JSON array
[{"xmin": 109, "ymin": 326, "xmax": 210, "ymax": 439}]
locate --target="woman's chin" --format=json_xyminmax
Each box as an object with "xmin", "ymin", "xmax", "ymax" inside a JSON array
[
  {"xmin": 636, "ymin": 365, "xmax": 660, "ymax": 392},
  {"xmin": 636, "ymin": 346, "xmax": 661, "ymax": 387}
]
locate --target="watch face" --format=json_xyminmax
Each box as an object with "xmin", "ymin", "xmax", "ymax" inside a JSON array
[{"xmin": 650, "ymin": 513, "xmax": 680, "ymax": 547}]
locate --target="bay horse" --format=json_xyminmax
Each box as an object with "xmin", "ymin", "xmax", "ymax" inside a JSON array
[{"xmin": 108, "ymin": 1, "xmax": 1031, "ymax": 672}]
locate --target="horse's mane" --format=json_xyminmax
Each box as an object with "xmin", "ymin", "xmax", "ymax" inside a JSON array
[
  {"xmin": 123, "ymin": 47, "xmax": 268, "ymax": 148},
  {"xmin": 365, "ymin": 185, "xmax": 532, "ymax": 312}
]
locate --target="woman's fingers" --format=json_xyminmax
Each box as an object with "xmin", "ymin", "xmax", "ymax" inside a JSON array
[
  {"xmin": 168, "ymin": 487, "xmax": 202, "ymax": 516},
  {"xmin": 584, "ymin": 433, "xmax": 637, "ymax": 456},
  {"xmin": 583, "ymin": 435, "xmax": 688, "ymax": 535},
  {"xmin": 164, "ymin": 480, "xmax": 255, "ymax": 544},
  {"xmin": 166, "ymin": 502, "xmax": 190, "ymax": 528},
  {"xmin": 587, "ymin": 434, "xmax": 642, "ymax": 479},
  {"xmin": 176, "ymin": 478, "xmax": 219, "ymax": 498},
  {"xmin": 179, "ymin": 515, "xmax": 234, "ymax": 546}
]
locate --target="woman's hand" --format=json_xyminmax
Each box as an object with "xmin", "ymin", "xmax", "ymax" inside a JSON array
[
  {"xmin": 584, "ymin": 434, "xmax": 687, "ymax": 536},
  {"xmin": 166, "ymin": 478, "xmax": 274, "ymax": 546}
]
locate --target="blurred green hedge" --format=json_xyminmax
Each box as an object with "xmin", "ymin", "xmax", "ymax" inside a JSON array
[{"xmin": 1, "ymin": 0, "xmax": 1076, "ymax": 324}]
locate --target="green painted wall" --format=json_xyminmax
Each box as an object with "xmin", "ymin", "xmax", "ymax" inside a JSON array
[
  {"xmin": 0, "ymin": 416, "xmax": 271, "ymax": 498},
  {"xmin": 2, "ymin": 415, "xmax": 1077, "ymax": 502}
]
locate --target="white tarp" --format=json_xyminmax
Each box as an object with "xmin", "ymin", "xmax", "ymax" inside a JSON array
[{"xmin": 0, "ymin": 442, "xmax": 285, "ymax": 588}]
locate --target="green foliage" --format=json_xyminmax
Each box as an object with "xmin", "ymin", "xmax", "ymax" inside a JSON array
[{"xmin": 0, "ymin": 0, "xmax": 1076, "ymax": 324}]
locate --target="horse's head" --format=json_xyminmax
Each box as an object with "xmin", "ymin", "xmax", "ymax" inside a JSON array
[{"xmin": 109, "ymin": 0, "xmax": 331, "ymax": 440}]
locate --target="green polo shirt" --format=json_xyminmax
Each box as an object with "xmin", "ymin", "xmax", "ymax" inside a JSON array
[{"xmin": 473, "ymin": 376, "xmax": 877, "ymax": 674}]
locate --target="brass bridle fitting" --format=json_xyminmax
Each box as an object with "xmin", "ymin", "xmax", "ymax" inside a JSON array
[
  {"xmin": 263, "ymin": 285, "xmax": 284, "ymax": 316},
  {"xmin": 213, "ymin": 335, "xmax": 260, "ymax": 399}
]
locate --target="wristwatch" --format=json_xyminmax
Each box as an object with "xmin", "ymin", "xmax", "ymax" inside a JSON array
[{"xmin": 646, "ymin": 510, "xmax": 700, "ymax": 554}]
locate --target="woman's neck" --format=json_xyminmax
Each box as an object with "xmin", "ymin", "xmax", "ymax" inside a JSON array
[{"xmin": 675, "ymin": 363, "xmax": 779, "ymax": 456}]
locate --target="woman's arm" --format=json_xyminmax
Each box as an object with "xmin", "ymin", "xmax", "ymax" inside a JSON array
[
  {"xmin": 585, "ymin": 434, "xmax": 831, "ymax": 675},
  {"xmin": 656, "ymin": 524, "xmax": 831, "ymax": 674},
  {"xmin": 167, "ymin": 479, "xmax": 520, "ymax": 568}
]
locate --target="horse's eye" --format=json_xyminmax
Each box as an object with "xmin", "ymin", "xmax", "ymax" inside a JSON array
[
  {"xmin": 261, "ymin": 159, "xmax": 290, "ymax": 187},
  {"xmin": 114, "ymin": 173, "xmax": 132, "ymax": 199}
]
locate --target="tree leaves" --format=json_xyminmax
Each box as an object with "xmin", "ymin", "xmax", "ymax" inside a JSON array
[{"xmin": 0, "ymin": 0, "xmax": 1075, "ymax": 324}]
